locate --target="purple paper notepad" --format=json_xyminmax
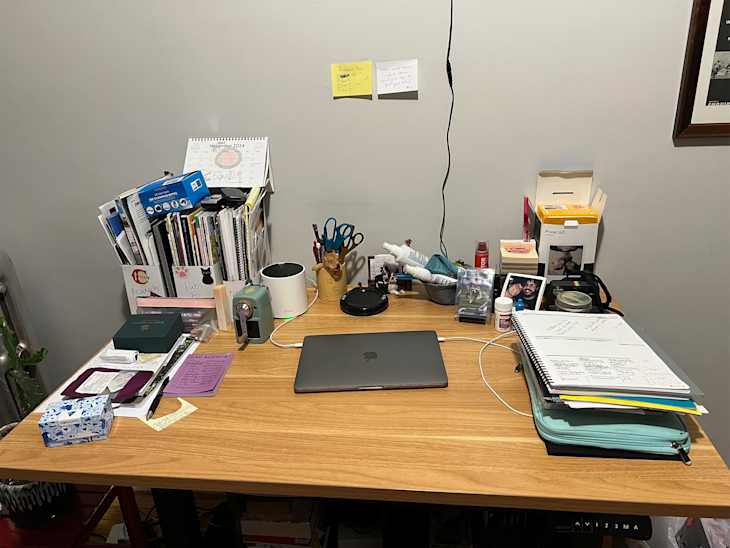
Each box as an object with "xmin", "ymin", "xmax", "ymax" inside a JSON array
[{"xmin": 164, "ymin": 353, "xmax": 234, "ymax": 397}]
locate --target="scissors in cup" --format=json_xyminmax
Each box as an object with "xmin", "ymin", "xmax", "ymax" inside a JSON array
[
  {"xmin": 339, "ymin": 231, "xmax": 364, "ymax": 261},
  {"xmin": 322, "ymin": 217, "xmax": 354, "ymax": 251}
]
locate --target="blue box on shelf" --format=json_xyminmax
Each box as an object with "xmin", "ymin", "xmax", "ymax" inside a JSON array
[
  {"xmin": 138, "ymin": 171, "xmax": 210, "ymax": 218},
  {"xmin": 38, "ymin": 394, "xmax": 114, "ymax": 448}
]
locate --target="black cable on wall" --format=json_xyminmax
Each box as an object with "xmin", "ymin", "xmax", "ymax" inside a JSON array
[{"xmin": 440, "ymin": 0, "xmax": 454, "ymax": 258}]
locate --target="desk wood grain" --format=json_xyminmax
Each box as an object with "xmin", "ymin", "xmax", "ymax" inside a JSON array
[{"xmin": 1, "ymin": 292, "xmax": 729, "ymax": 517}]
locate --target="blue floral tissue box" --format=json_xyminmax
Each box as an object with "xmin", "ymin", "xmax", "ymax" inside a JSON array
[{"xmin": 38, "ymin": 395, "xmax": 114, "ymax": 448}]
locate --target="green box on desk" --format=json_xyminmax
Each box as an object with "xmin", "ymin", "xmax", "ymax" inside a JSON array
[{"xmin": 112, "ymin": 313, "xmax": 183, "ymax": 353}]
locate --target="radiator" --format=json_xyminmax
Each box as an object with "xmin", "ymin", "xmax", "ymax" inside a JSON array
[{"xmin": 0, "ymin": 251, "xmax": 43, "ymax": 423}]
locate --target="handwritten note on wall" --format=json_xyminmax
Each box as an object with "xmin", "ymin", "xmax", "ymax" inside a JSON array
[
  {"xmin": 376, "ymin": 59, "xmax": 418, "ymax": 96},
  {"xmin": 331, "ymin": 60, "xmax": 373, "ymax": 97}
]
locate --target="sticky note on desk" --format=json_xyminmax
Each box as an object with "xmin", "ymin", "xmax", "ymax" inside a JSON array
[
  {"xmin": 140, "ymin": 398, "xmax": 197, "ymax": 431},
  {"xmin": 331, "ymin": 60, "xmax": 373, "ymax": 97},
  {"xmin": 376, "ymin": 59, "xmax": 418, "ymax": 96}
]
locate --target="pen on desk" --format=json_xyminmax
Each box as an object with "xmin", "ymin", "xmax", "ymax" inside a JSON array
[
  {"xmin": 312, "ymin": 223, "xmax": 321, "ymax": 244},
  {"xmin": 312, "ymin": 240, "xmax": 319, "ymax": 263},
  {"xmin": 316, "ymin": 241, "xmax": 322, "ymax": 262},
  {"xmin": 146, "ymin": 377, "xmax": 169, "ymax": 420}
]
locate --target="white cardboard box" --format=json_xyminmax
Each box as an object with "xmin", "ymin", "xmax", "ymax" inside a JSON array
[
  {"xmin": 121, "ymin": 264, "xmax": 167, "ymax": 314},
  {"xmin": 172, "ymin": 263, "xmax": 223, "ymax": 298},
  {"xmin": 531, "ymin": 171, "xmax": 607, "ymax": 282}
]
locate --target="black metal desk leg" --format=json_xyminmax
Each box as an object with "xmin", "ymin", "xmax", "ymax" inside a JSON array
[{"xmin": 151, "ymin": 488, "xmax": 202, "ymax": 548}]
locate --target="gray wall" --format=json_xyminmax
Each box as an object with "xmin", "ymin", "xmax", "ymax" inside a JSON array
[{"xmin": 1, "ymin": 2, "xmax": 728, "ymax": 463}]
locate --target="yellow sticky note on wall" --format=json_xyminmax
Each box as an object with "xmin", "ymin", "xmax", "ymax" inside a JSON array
[{"xmin": 331, "ymin": 60, "xmax": 373, "ymax": 97}]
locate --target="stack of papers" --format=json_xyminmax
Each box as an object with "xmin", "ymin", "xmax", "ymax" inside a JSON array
[
  {"xmin": 164, "ymin": 353, "xmax": 234, "ymax": 397},
  {"xmin": 36, "ymin": 337, "xmax": 200, "ymax": 419},
  {"xmin": 515, "ymin": 311, "xmax": 707, "ymax": 416},
  {"xmin": 500, "ymin": 240, "xmax": 538, "ymax": 275}
]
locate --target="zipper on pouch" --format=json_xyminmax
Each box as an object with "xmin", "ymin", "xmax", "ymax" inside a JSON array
[{"xmin": 672, "ymin": 442, "xmax": 691, "ymax": 465}]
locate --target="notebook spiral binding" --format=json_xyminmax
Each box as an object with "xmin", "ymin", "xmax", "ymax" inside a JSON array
[
  {"xmin": 512, "ymin": 316, "xmax": 555, "ymax": 387},
  {"xmin": 188, "ymin": 137, "xmax": 266, "ymax": 142}
]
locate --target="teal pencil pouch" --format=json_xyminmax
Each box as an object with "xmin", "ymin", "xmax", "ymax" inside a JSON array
[{"xmin": 524, "ymin": 366, "xmax": 692, "ymax": 464}]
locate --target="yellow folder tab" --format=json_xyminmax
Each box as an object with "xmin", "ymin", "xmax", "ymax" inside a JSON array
[
  {"xmin": 331, "ymin": 60, "xmax": 373, "ymax": 97},
  {"xmin": 560, "ymin": 395, "xmax": 703, "ymax": 415}
]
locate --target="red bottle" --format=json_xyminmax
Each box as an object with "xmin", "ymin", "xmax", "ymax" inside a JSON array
[{"xmin": 474, "ymin": 241, "xmax": 489, "ymax": 269}]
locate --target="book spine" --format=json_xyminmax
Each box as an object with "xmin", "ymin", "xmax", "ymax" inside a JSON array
[
  {"xmin": 165, "ymin": 215, "xmax": 179, "ymax": 266},
  {"xmin": 232, "ymin": 212, "xmax": 243, "ymax": 280},
  {"xmin": 124, "ymin": 190, "xmax": 153, "ymax": 264},
  {"xmin": 152, "ymin": 220, "xmax": 177, "ymax": 297},
  {"xmin": 211, "ymin": 215, "xmax": 227, "ymax": 280},
  {"xmin": 175, "ymin": 213, "xmax": 189, "ymax": 265},
  {"xmin": 187, "ymin": 214, "xmax": 199, "ymax": 266},
  {"xmin": 116, "ymin": 198, "xmax": 144, "ymax": 264},
  {"xmin": 196, "ymin": 216, "xmax": 208, "ymax": 266}
]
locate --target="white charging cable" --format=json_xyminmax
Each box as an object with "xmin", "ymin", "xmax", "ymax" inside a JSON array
[
  {"xmin": 269, "ymin": 278, "xmax": 319, "ymax": 349},
  {"xmin": 268, "ymin": 286, "xmax": 532, "ymax": 418},
  {"xmin": 439, "ymin": 332, "xmax": 533, "ymax": 418}
]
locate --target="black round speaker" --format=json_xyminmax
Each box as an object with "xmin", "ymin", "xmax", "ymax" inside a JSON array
[{"xmin": 340, "ymin": 287, "xmax": 389, "ymax": 316}]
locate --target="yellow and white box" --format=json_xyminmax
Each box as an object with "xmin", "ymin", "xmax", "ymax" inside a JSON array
[{"xmin": 531, "ymin": 170, "xmax": 607, "ymax": 281}]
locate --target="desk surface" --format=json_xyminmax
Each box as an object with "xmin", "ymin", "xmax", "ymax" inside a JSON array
[{"xmin": 1, "ymin": 292, "xmax": 729, "ymax": 517}]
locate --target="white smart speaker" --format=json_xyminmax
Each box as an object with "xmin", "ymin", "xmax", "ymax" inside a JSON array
[{"xmin": 261, "ymin": 262, "xmax": 308, "ymax": 319}]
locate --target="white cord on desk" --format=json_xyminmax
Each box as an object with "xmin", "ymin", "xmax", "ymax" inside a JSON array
[
  {"xmin": 439, "ymin": 332, "xmax": 533, "ymax": 418},
  {"xmin": 269, "ymin": 279, "xmax": 319, "ymax": 349}
]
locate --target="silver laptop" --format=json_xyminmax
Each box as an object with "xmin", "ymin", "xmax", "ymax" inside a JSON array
[{"xmin": 294, "ymin": 331, "xmax": 448, "ymax": 393}]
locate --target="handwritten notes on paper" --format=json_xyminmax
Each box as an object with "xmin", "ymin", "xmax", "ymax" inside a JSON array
[
  {"xmin": 164, "ymin": 352, "xmax": 233, "ymax": 397},
  {"xmin": 376, "ymin": 59, "xmax": 418, "ymax": 96},
  {"xmin": 331, "ymin": 60, "xmax": 373, "ymax": 97}
]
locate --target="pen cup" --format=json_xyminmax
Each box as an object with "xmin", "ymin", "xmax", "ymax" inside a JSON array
[{"xmin": 314, "ymin": 263, "xmax": 347, "ymax": 302}]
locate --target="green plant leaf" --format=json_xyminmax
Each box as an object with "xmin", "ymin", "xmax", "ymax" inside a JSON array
[
  {"xmin": 0, "ymin": 319, "xmax": 20, "ymax": 370},
  {"xmin": 18, "ymin": 347, "xmax": 47, "ymax": 367},
  {"xmin": 6, "ymin": 369, "xmax": 46, "ymax": 415}
]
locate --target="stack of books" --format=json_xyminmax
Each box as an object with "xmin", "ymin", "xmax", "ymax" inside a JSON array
[
  {"xmin": 513, "ymin": 311, "xmax": 706, "ymax": 461},
  {"xmin": 240, "ymin": 498, "xmax": 322, "ymax": 548},
  {"xmin": 499, "ymin": 239, "xmax": 538, "ymax": 275},
  {"xmin": 97, "ymin": 137, "xmax": 274, "ymax": 310},
  {"xmin": 98, "ymin": 186, "xmax": 269, "ymax": 299}
]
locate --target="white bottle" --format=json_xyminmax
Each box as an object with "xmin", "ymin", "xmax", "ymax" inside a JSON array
[
  {"xmin": 383, "ymin": 242, "xmax": 430, "ymax": 268},
  {"xmin": 494, "ymin": 297, "xmax": 513, "ymax": 332},
  {"xmin": 403, "ymin": 265, "xmax": 457, "ymax": 286}
]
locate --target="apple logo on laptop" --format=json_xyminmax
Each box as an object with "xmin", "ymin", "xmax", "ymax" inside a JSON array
[{"xmin": 362, "ymin": 351, "xmax": 378, "ymax": 363}]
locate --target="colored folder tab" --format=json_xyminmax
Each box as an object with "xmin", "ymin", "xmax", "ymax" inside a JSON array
[{"xmin": 560, "ymin": 395, "xmax": 705, "ymax": 415}]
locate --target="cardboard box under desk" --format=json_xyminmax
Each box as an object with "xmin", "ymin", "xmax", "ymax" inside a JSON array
[{"xmin": 530, "ymin": 170, "xmax": 607, "ymax": 282}]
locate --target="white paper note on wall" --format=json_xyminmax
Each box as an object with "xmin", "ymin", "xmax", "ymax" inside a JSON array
[{"xmin": 376, "ymin": 59, "xmax": 418, "ymax": 95}]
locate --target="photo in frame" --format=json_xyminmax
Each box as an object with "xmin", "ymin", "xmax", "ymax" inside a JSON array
[
  {"xmin": 674, "ymin": 0, "xmax": 730, "ymax": 139},
  {"xmin": 500, "ymin": 273, "xmax": 547, "ymax": 311}
]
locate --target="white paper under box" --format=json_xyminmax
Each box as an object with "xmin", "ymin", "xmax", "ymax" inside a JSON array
[
  {"xmin": 530, "ymin": 171, "xmax": 607, "ymax": 281},
  {"xmin": 38, "ymin": 395, "xmax": 114, "ymax": 448}
]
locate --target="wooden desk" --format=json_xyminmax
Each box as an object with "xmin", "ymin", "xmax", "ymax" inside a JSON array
[{"xmin": 1, "ymin": 292, "xmax": 729, "ymax": 520}]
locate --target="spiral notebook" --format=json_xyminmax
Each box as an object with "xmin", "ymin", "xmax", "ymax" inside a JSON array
[
  {"xmin": 183, "ymin": 137, "xmax": 272, "ymax": 189},
  {"xmin": 512, "ymin": 311, "xmax": 690, "ymax": 397}
]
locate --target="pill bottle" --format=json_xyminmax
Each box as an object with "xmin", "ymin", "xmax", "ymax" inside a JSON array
[{"xmin": 494, "ymin": 296, "xmax": 513, "ymax": 332}]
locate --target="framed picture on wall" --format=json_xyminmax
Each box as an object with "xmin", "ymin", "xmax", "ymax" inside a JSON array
[{"xmin": 674, "ymin": 0, "xmax": 730, "ymax": 140}]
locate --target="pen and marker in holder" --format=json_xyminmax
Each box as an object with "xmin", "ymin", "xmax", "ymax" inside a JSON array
[{"xmin": 311, "ymin": 218, "xmax": 364, "ymax": 302}]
